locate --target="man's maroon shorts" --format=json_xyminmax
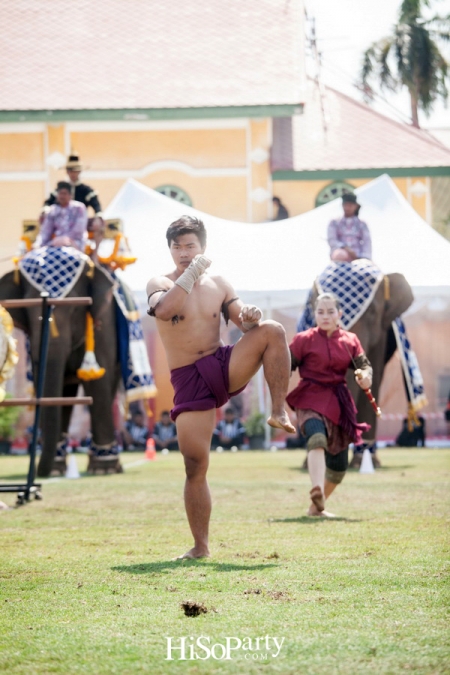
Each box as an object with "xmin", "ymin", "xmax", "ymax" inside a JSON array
[{"xmin": 170, "ymin": 345, "xmax": 246, "ymax": 421}]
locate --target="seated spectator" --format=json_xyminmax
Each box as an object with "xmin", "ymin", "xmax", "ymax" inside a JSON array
[
  {"xmin": 212, "ymin": 407, "xmax": 245, "ymax": 450},
  {"xmin": 395, "ymin": 416, "xmax": 426, "ymax": 447},
  {"xmin": 122, "ymin": 411, "xmax": 149, "ymax": 450},
  {"xmin": 153, "ymin": 410, "xmax": 178, "ymax": 451},
  {"xmin": 445, "ymin": 391, "xmax": 450, "ymax": 434},
  {"xmin": 272, "ymin": 196, "xmax": 289, "ymax": 221},
  {"xmin": 285, "ymin": 425, "xmax": 306, "ymax": 449},
  {"xmin": 25, "ymin": 424, "xmax": 42, "ymax": 454}
]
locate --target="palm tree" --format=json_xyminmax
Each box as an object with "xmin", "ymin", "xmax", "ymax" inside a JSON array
[{"xmin": 361, "ymin": 0, "xmax": 449, "ymax": 127}]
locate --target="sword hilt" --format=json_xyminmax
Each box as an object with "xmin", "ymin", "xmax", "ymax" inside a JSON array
[{"xmin": 355, "ymin": 370, "xmax": 381, "ymax": 417}]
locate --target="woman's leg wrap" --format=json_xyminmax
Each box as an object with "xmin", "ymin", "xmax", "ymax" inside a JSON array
[
  {"xmin": 303, "ymin": 418, "xmax": 328, "ymax": 452},
  {"xmin": 325, "ymin": 448, "xmax": 348, "ymax": 484}
]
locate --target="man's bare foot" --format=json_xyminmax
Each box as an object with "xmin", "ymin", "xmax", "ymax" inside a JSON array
[
  {"xmin": 173, "ymin": 547, "xmax": 210, "ymax": 561},
  {"xmin": 267, "ymin": 411, "xmax": 296, "ymax": 434},
  {"xmin": 309, "ymin": 485, "xmax": 325, "ymax": 512},
  {"xmin": 307, "ymin": 503, "xmax": 336, "ymax": 518}
]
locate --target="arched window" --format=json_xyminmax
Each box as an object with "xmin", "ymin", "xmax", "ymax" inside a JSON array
[
  {"xmin": 155, "ymin": 185, "xmax": 192, "ymax": 206},
  {"xmin": 315, "ymin": 181, "xmax": 355, "ymax": 207}
]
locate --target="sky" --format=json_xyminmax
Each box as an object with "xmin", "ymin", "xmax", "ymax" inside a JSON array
[{"xmin": 304, "ymin": 0, "xmax": 450, "ymax": 129}]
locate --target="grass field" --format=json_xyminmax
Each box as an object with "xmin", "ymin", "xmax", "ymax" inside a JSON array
[{"xmin": 0, "ymin": 448, "xmax": 449, "ymax": 675}]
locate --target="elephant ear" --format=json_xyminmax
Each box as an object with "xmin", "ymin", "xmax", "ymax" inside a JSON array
[
  {"xmin": 89, "ymin": 263, "xmax": 115, "ymax": 319},
  {"xmin": 0, "ymin": 270, "xmax": 29, "ymax": 333},
  {"xmin": 382, "ymin": 273, "xmax": 414, "ymax": 330}
]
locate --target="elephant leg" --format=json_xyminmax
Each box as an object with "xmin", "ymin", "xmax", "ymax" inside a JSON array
[
  {"xmin": 61, "ymin": 381, "xmax": 78, "ymax": 434},
  {"xmin": 84, "ymin": 373, "xmax": 116, "ymax": 447},
  {"xmin": 36, "ymin": 359, "xmax": 66, "ymax": 478}
]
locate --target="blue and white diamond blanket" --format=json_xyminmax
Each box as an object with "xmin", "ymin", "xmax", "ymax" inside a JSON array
[
  {"xmin": 297, "ymin": 260, "xmax": 426, "ymax": 413},
  {"xmin": 392, "ymin": 317, "xmax": 427, "ymax": 410},
  {"xmin": 317, "ymin": 260, "xmax": 384, "ymax": 330},
  {"xmin": 113, "ymin": 276, "xmax": 157, "ymax": 404},
  {"xmin": 19, "ymin": 246, "xmax": 88, "ymax": 298}
]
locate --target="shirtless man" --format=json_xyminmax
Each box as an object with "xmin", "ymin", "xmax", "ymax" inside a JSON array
[{"xmin": 146, "ymin": 216, "xmax": 295, "ymax": 559}]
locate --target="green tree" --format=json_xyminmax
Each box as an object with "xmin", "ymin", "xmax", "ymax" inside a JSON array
[{"xmin": 361, "ymin": 0, "xmax": 449, "ymax": 127}]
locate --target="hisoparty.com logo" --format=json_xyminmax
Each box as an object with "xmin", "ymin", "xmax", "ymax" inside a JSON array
[{"xmin": 166, "ymin": 635, "xmax": 285, "ymax": 661}]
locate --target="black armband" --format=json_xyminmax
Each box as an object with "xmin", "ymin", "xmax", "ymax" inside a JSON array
[
  {"xmin": 147, "ymin": 289, "xmax": 167, "ymax": 316},
  {"xmin": 221, "ymin": 297, "xmax": 239, "ymax": 325}
]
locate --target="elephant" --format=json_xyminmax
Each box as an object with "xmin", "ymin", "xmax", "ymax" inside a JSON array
[
  {"xmin": 0, "ymin": 258, "xmax": 120, "ymax": 477},
  {"xmin": 308, "ymin": 271, "xmax": 414, "ymax": 458}
]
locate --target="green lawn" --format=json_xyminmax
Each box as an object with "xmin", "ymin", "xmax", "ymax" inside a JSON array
[{"xmin": 0, "ymin": 448, "xmax": 449, "ymax": 675}]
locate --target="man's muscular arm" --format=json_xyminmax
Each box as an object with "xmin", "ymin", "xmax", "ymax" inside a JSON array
[
  {"xmin": 146, "ymin": 255, "xmax": 211, "ymax": 321},
  {"xmin": 146, "ymin": 276, "xmax": 183, "ymax": 321}
]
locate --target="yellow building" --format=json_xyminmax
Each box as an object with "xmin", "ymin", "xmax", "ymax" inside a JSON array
[
  {"xmin": 2, "ymin": 2, "xmax": 449, "ymax": 280},
  {"xmin": 0, "ymin": 0, "xmax": 305, "ymax": 275}
]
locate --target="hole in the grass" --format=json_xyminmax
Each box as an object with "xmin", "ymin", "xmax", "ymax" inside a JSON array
[{"xmin": 181, "ymin": 601, "xmax": 208, "ymax": 617}]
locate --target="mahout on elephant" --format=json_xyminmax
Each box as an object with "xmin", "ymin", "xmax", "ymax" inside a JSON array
[
  {"xmin": 0, "ymin": 250, "xmax": 120, "ymax": 477},
  {"xmin": 2, "ymin": 208, "xmax": 155, "ymax": 477}
]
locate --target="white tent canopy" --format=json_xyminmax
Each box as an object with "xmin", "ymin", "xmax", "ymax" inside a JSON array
[{"xmin": 104, "ymin": 174, "xmax": 450, "ymax": 309}]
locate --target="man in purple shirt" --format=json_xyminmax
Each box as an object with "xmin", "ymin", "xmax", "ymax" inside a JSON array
[
  {"xmin": 327, "ymin": 193, "xmax": 372, "ymax": 262},
  {"xmin": 40, "ymin": 181, "xmax": 88, "ymax": 251}
]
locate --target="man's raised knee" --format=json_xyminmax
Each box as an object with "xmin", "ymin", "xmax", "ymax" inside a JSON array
[{"xmin": 260, "ymin": 319, "xmax": 286, "ymax": 338}]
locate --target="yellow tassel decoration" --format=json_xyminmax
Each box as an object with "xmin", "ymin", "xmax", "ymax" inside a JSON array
[
  {"xmin": 49, "ymin": 316, "xmax": 59, "ymax": 338},
  {"xmin": 143, "ymin": 398, "xmax": 153, "ymax": 418},
  {"xmin": 86, "ymin": 257, "xmax": 95, "ymax": 279},
  {"xmin": 384, "ymin": 275, "xmax": 390, "ymax": 301},
  {"xmin": 0, "ymin": 307, "xmax": 19, "ymax": 401},
  {"xmin": 77, "ymin": 313, "xmax": 105, "ymax": 381}
]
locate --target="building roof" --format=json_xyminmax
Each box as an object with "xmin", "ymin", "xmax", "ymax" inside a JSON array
[
  {"xmin": 272, "ymin": 84, "xmax": 450, "ymax": 174},
  {"xmin": 1, "ymin": 0, "xmax": 304, "ymax": 116}
]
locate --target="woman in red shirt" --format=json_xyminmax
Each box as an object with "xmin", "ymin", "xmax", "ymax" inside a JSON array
[{"xmin": 287, "ymin": 293, "xmax": 373, "ymax": 516}]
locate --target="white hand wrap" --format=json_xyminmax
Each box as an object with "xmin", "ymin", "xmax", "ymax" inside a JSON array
[
  {"xmin": 174, "ymin": 255, "xmax": 211, "ymax": 294},
  {"xmin": 240, "ymin": 306, "xmax": 263, "ymax": 331}
]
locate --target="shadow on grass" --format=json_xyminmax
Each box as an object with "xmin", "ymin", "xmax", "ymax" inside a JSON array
[
  {"xmin": 288, "ymin": 465, "xmax": 415, "ymax": 473},
  {"xmin": 374, "ymin": 465, "xmax": 415, "ymax": 471},
  {"xmin": 0, "ymin": 472, "xmax": 89, "ymax": 481},
  {"xmin": 272, "ymin": 516, "xmax": 363, "ymax": 524},
  {"xmin": 112, "ymin": 560, "xmax": 278, "ymax": 575}
]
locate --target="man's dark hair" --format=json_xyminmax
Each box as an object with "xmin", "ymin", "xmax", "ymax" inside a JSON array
[
  {"xmin": 166, "ymin": 216, "xmax": 206, "ymax": 248},
  {"xmin": 57, "ymin": 181, "xmax": 72, "ymax": 192},
  {"xmin": 224, "ymin": 407, "xmax": 235, "ymax": 415},
  {"xmin": 272, "ymin": 196, "xmax": 281, "ymax": 205},
  {"xmin": 161, "ymin": 410, "xmax": 170, "ymax": 416}
]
